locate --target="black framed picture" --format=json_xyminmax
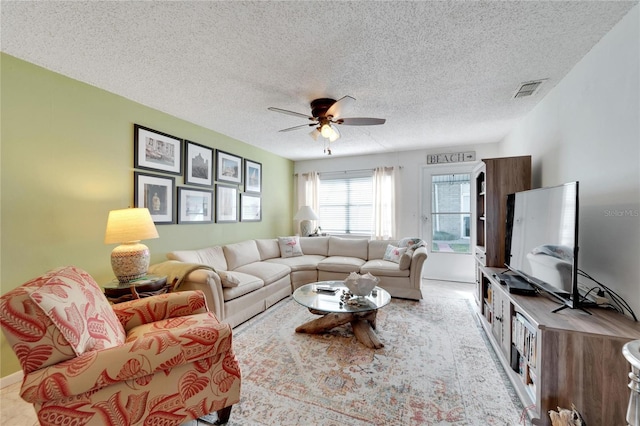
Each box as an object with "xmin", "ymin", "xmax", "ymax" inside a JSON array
[
  {"xmin": 241, "ymin": 193, "xmax": 261, "ymax": 222},
  {"xmin": 134, "ymin": 124, "xmax": 182, "ymax": 175},
  {"xmin": 216, "ymin": 184, "xmax": 238, "ymax": 223},
  {"xmin": 216, "ymin": 150, "xmax": 242, "ymax": 184},
  {"xmin": 184, "ymin": 140, "xmax": 214, "ymax": 187},
  {"xmin": 244, "ymin": 159, "xmax": 262, "ymax": 193},
  {"xmin": 134, "ymin": 172, "xmax": 175, "ymax": 224},
  {"xmin": 178, "ymin": 187, "xmax": 213, "ymax": 224}
]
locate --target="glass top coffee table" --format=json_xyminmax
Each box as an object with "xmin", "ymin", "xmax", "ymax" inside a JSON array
[{"xmin": 292, "ymin": 280, "xmax": 391, "ymax": 349}]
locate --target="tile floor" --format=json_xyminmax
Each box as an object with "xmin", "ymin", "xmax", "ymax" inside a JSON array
[{"xmin": 0, "ymin": 278, "xmax": 474, "ymax": 425}]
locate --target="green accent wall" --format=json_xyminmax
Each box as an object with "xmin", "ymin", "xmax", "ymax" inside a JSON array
[{"xmin": 0, "ymin": 53, "xmax": 294, "ymax": 377}]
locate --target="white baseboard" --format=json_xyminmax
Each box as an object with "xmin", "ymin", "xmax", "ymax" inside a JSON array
[{"xmin": 0, "ymin": 371, "xmax": 23, "ymax": 389}]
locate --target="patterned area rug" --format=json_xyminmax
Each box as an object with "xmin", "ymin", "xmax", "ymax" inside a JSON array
[{"xmin": 203, "ymin": 293, "xmax": 527, "ymax": 425}]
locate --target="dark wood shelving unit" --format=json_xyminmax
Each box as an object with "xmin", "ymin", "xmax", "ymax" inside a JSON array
[{"xmin": 473, "ymin": 155, "xmax": 531, "ymax": 268}]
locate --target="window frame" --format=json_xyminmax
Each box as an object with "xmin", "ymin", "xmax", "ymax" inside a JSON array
[{"xmin": 318, "ymin": 170, "xmax": 374, "ymax": 236}]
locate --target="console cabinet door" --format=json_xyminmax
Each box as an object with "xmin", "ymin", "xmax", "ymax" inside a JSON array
[{"xmin": 491, "ymin": 286, "xmax": 511, "ymax": 354}]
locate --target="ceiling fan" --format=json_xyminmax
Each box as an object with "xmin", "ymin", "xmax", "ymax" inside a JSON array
[{"xmin": 268, "ymin": 96, "xmax": 385, "ymax": 154}]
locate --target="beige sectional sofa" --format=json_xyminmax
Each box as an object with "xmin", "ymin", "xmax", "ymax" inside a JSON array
[{"xmin": 150, "ymin": 236, "xmax": 427, "ymax": 327}]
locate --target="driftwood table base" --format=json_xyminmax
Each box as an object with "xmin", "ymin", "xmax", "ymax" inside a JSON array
[{"xmin": 295, "ymin": 309, "xmax": 384, "ymax": 349}]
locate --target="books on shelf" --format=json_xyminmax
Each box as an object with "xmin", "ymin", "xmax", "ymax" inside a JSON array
[{"xmin": 512, "ymin": 312, "xmax": 537, "ymax": 368}]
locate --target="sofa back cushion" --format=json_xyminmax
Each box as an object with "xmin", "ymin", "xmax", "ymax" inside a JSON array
[
  {"xmin": 328, "ymin": 236, "xmax": 369, "ymax": 259},
  {"xmin": 168, "ymin": 246, "xmax": 228, "ymax": 271},
  {"xmin": 224, "ymin": 240, "xmax": 261, "ymax": 270},
  {"xmin": 255, "ymin": 239, "xmax": 281, "ymax": 260},
  {"xmin": 300, "ymin": 236, "xmax": 329, "ymax": 256},
  {"xmin": 368, "ymin": 239, "xmax": 399, "ymax": 260}
]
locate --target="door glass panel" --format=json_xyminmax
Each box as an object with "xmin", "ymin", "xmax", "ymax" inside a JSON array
[{"xmin": 431, "ymin": 173, "xmax": 471, "ymax": 253}]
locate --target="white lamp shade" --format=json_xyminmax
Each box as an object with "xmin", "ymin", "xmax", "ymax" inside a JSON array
[
  {"xmin": 105, "ymin": 208, "xmax": 159, "ymax": 244},
  {"xmin": 294, "ymin": 206, "xmax": 319, "ymax": 221},
  {"xmin": 104, "ymin": 208, "xmax": 159, "ymax": 283}
]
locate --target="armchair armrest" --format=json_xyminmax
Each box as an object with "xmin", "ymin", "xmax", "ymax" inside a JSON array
[
  {"xmin": 21, "ymin": 311, "xmax": 233, "ymax": 403},
  {"xmin": 149, "ymin": 261, "xmax": 226, "ymax": 322},
  {"xmin": 409, "ymin": 247, "xmax": 428, "ymax": 289},
  {"xmin": 112, "ymin": 290, "xmax": 209, "ymax": 331}
]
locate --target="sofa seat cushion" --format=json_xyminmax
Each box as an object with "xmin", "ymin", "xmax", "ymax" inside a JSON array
[
  {"xmin": 223, "ymin": 279, "xmax": 264, "ymax": 301},
  {"xmin": 317, "ymin": 256, "xmax": 366, "ymax": 273},
  {"xmin": 233, "ymin": 261, "xmax": 290, "ymax": 286},
  {"xmin": 266, "ymin": 254, "xmax": 326, "ymax": 272},
  {"xmin": 360, "ymin": 259, "xmax": 410, "ymax": 277}
]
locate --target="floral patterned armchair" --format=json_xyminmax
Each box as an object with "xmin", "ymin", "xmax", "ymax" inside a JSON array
[{"xmin": 0, "ymin": 266, "xmax": 241, "ymax": 425}]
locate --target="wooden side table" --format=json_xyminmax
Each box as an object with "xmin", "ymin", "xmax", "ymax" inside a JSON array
[{"xmin": 103, "ymin": 275, "xmax": 169, "ymax": 304}]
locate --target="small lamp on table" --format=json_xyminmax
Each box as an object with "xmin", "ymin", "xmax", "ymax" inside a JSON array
[
  {"xmin": 294, "ymin": 206, "xmax": 319, "ymax": 237},
  {"xmin": 104, "ymin": 207, "xmax": 159, "ymax": 283}
]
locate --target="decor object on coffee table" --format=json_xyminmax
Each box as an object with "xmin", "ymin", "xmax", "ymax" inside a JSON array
[
  {"xmin": 104, "ymin": 207, "xmax": 159, "ymax": 283},
  {"xmin": 294, "ymin": 205, "xmax": 319, "ymax": 236},
  {"xmin": 293, "ymin": 280, "xmax": 390, "ymax": 349},
  {"xmin": 0, "ymin": 266, "xmax": 241, "ymax": 426},
  {"xmin": 344, "ymin": 272, "xmax": 379, "ymax": 296}
]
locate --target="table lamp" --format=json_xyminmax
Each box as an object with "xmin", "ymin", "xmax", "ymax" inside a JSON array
[
  {"xmin": 294, "ymin": 206, "xmax": 319, "ymax": 237},
  {"xmin": 104, "ymin": 207, "xmax": 159, "ymax": 283}
]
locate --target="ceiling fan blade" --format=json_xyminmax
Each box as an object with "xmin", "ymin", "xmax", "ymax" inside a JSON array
[
  {"xmin": 326, "ymin": 95, "xmax": 355, "ymax": 118},
  {"xmin": 309, "ymin": 128, "xmax": 321, "ymax": 141},
  {"xmin": 336, "ymin": 117, "xmax": 386, "ymax": 126},
  {"xmin": 268, "ymin": 107, "xmax": 314, "ymax": 120},
  {"xmin": 279, "ymin": 123, "xmax": 315, "ymax": 132}
]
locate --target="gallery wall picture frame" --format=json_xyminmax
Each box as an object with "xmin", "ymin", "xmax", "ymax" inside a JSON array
[
  {"xmin": 244, "ymin": 159, "xmax": 262, "ymax": 194},
  {"xmin": 134, "ymin": 172, "xmax": 176, "ymax": 224},
  {"xmin": 134, "ymin": 124, "xmax": 182, "ymax": 175},
  {"xmin": 216, "ymin": 150, "xmax": 242, "ymax": 184},
  {"xmin": 240, "ymin": 193, "xmax": 262, "ymax": 222},
  {"xmin": 184, "ymin": 140, "xmax": 214, "ymax": 187},
  {"xmin": 215, "ymin": 184, "xmax": 238, "ymax": 223},
  {"xmin": 178, "ymin": 187, "xmax": 213, "ymax": 224}
]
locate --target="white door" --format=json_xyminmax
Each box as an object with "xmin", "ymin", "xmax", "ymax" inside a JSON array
[{"xmin": 420, "ymin": 164, "xmax": 476, "ymax": 282}]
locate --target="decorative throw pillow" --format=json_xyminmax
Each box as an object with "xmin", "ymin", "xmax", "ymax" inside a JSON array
[
  {"xmin": 399, "ymin": 252, "xmax": 412, "ymax": 270},
  {"xmin": 278, "ymin": 236, "xmax": 304, "ymax": 258},
  {"xmin": 29, "ymin": 266, "xmax": 126, "ymax": 356},
  {"xmin": 218, "ymin": 271, "xmax": 241, "ymax": 288},
  {"xmin": 383, "ymin": 244, "xmax": 407, "ymax": 264}
]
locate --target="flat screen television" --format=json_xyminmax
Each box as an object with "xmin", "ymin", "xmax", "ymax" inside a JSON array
[{"xmin": 505, "ymin": 181, "xmax": 583, "ymax": 312}]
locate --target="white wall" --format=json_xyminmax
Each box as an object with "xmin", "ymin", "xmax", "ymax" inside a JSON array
[
  {"xmin": 500, "ymin": 6, "xmax": 640, "ymax": 317},
  {"xmin": 295, "ymin": 143, "xmax": 500, "ymax": 283}
]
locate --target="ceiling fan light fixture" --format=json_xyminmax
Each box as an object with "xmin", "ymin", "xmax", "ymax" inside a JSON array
[
  {"xmin": 320, "ymin": 123, "xmax": 333, "ymax": 138},
  {"xmin": 328, "ymin": 125, "xmax": 340, "ymax": 142}
]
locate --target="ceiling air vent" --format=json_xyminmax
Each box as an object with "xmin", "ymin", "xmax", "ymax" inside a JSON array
[{"xmin": 513, "ymin": 79, "xmax": 547, "ymax": 99}]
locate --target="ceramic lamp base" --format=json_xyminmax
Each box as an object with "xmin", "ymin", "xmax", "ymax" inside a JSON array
[
  {"xmin": 111, "ymin": 242, "xmax": 150, "ymax": 283},
  {"xmin": 300, "ymin": 220, "xmax": 313, "ymax": 237}
]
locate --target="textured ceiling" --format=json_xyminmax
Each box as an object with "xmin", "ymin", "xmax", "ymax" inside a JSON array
[{"xmin": 1, "ymin": 1, "xmax": 636, "ymax": 160}]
